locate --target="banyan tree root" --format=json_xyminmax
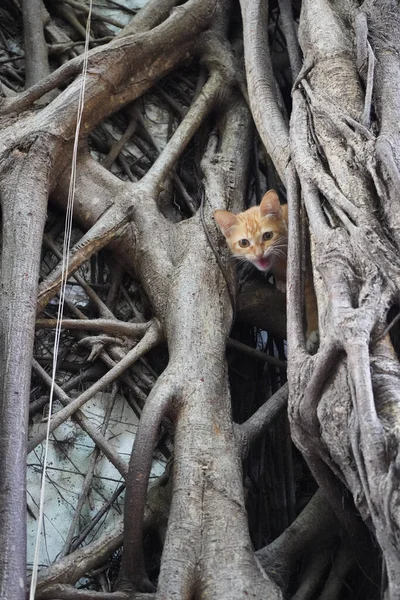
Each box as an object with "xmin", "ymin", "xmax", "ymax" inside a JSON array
[{"xmin": 0, "ymin": 0, "xmax": 398, "ymax": 598}]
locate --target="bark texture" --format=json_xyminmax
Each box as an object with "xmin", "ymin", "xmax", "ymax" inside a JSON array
[{"xmin": 0, "ymin": 0, "xmax": 397, "ymax": 599}]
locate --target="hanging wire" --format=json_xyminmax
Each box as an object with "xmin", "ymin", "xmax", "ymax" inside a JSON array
[{"xmin": 29, "ymin": 2, "xmax": 93, "ymax": 597}]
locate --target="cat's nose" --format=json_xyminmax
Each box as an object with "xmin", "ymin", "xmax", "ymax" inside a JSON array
[{"xmin": 255, "ymin": 250, "xmax": 264, "ymax": 259}]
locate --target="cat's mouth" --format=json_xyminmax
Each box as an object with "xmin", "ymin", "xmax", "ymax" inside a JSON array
[{"xmin": 255, "ymin": 257, "xmax": 270, "ymax": 270}]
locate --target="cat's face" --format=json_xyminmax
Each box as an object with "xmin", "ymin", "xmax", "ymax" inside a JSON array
[{"xmin": 214, "ymin": 190, "xmax": 288, "ymax": 276}]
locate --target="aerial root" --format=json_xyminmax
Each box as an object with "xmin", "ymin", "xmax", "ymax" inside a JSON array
[
  {"xmin": 257, "ymin": 490, "xmax": 339, "ymax": 592},
  {"xmin": 37, "ymin": 204, "xmax": 128, "ymax": 312},
  {"xmin": 298, "ymin": 341, "xmax": 340, "ymax": 435},
  {"xmin": 236, "ymin": 383, "xmax": 288, "ymax": 458},
  {"xmin": 36, "ymin": 582, "xmax": 154, "ymax": 599},
  {"xmin": 120, "ymin": 371, "xmax": 179, "ymax": 590},
  {"xmin": 36, "ymin": 317, "xmax": 151, "ymax": 339},
  {"xmin": 30, "ymin": 360, "xmax": 128, "ymax": 475},
  {"xmin": 29, "ymin": 320, "xmax": 162, "ymax": 450}
]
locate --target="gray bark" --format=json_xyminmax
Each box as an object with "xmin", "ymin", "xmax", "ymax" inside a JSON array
[{"xmin": 0, "ymin": 0, "xmax": 398, "ymax": 598}]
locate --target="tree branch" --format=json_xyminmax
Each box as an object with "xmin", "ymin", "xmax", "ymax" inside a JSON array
[
  {"xmin": 257, "ymin": 490, "xmax": 339, "ymax": 588},
  {"xmin": 37, "ymin": 205, "xmax": 128, "ymax": 312},
  {"xmin": 28, "ymin": 321, "xmax": 161, "ymax": 449},
  {"xmin": 118, "ymin": 0, "xmax": 180, "ymax": 38},
  {"xmin": 36, "ymin": 318, "xmax": 151, "ymax": 338},
  {"xmin": 59, "ymin": 384, "xmax": 119, "ymax": 558},
  {"xmin": 38, "ymin": 66, "xmax": 230, "ymax": 312},
  {"xmin": 278, "ymin": 0, "xmax": 302, "ymax": 79},
  {"xmin": 240, "ymin": 0, "xmax": 290, "ymax": 181},
  {"xmin": 42, "ymin": 233, "xmax": 115, "ymax": 318},
  {"xmin": 3, "ymin": 0, "xmax": 216, "ymax": 118},
  {"xmin": 0, "ymin": 142, "xmax": 55, "ymax": 600},
  {"xmin": 227, "ymin": 337, "xmax": 287, "ymax": 369},
  {"xmin": 35, "ymin": 521, "xmax": 124, "ymax": 596},
  {"xmin": 145, "ymin": 71, "xmax": 223, "ymax": 191},
  {"xmin": 30, "ymin": 360, "xmax": 129, "ymax": 477},
  {"xmin": 292, "ymin": 550, "xmax": 328, "ymax": 600},
  {"xmin": 236, "ymin": 383, "xmax": 288, "ymax": 458},
  {"xmin": 285, "ymin": 163, "xmax": 307, "ymax": 353},
  {"xmin": 35, "ymin": 468, "xmax": 173, "ymax": 595},
  {"xmin": 121, "ymin": 373, "xmax": 177, "ymax": 590},
  {"xmin": 317, "ymin": 540, "xmax": 355, "ymax": 600},
  {"xmin": 36, "ymin": 585, "xmax": 145, "ymax": 600},
  {"xmin": 22, "ymin": 0, "xmax": 51, "ymax": 88}
]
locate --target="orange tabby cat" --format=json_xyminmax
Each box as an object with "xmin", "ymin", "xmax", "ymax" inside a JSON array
[{"xmin": 214, "ymin": 189, "xmax": 318, "ymax": 339}]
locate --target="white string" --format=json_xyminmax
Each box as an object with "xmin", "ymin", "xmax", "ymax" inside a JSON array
[{"xmin": 29, "ymin": 3, "xmax": 93, "ymax": 597}]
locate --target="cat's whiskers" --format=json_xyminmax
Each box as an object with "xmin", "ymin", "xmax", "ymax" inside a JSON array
[
  {"xmin": 271, "ymin": 238, "xmax": 288, "ymax": 250},
  {"xmin": 270, "ymin": 245, "xmax": 287, "ymax": 253},
  {"xmin": 232, "ymin": 256, "xmax": 251, "ymax": 266},
  {"xmin": 271, "ymin": 247, "xmax": 287, "ymax": 258}
]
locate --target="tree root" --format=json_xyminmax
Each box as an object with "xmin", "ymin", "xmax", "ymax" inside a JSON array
[
  {"xmin": 29, "ymin": 321, "xmax": 162, "ymax": 450},
  {"xmin": 277, "ymin": 0, "xmax": 302, "ymax": 79},
  {"xmin": 37, "ymin": 205, "xmax": 129, "ymax": 312},
  {"xmin": 317, "ymin": 540, "xmax": 355, "ymax": 600},
  {"xmin": 239, "ymin": 0, "xmax": 290, "ymax": 181},
  {"xmin": 35, "ymin": 471, "xmax": 172, "ymax": 595},
  {"xmin": 30, "ymin": 360, "xmax": 128, "ymax": 476},
  {"xmin": 236, "ymin": 383, "xmax": 289, "ymax": 458},
  {"xmin": 121, "ymin": 373, "xmax": 177, "ymax": 590},
  {"xmin": 292, "ymin": 551, "xmax": 329, "ymax": 600},
  {"xmin": 257, "ymin": 490, "xmax": 339, "ymax": 591},
  {"xmin": 59, "ymin": 384, "xmax": 119, "ymax": 558},
  {"xmin": 22, "ymin": 0, "xmax": 51, "ymax": 88},
  {"xmin": 36, "ymin": 318, "xmax": 151, "ymax": 338}
]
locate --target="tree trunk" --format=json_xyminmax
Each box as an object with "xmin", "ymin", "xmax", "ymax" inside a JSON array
[{"xmin": 0, "ymin": 0, "xmax": 398, "ymax": 598}]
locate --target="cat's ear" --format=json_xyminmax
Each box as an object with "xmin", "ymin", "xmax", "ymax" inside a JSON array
[
  {"xmin": 260, "ymin": 190, "xmax": 282, "ymax": 218},
  {"xmin": 214, "ymin": 210, "xmax": 238, "ymax": 236}
]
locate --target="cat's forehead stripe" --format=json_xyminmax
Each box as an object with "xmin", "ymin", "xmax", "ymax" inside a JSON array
[{"xmin": 237, "ymin": 212, "xmax": 274, "ymax": 236}]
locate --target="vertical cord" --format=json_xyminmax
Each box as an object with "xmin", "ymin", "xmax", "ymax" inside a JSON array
[{"xmin": 29, "ymin": 3, "xmax": 93, "ymax": 596}]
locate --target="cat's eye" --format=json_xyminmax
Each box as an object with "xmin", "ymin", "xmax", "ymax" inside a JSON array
[
  {"xmin": 239, "ymin": 239, "xmax": 250, "ymax": 248},
  {"xmin": 262, "ymin": 231, "xmax": 273, "ymax": 241}
]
